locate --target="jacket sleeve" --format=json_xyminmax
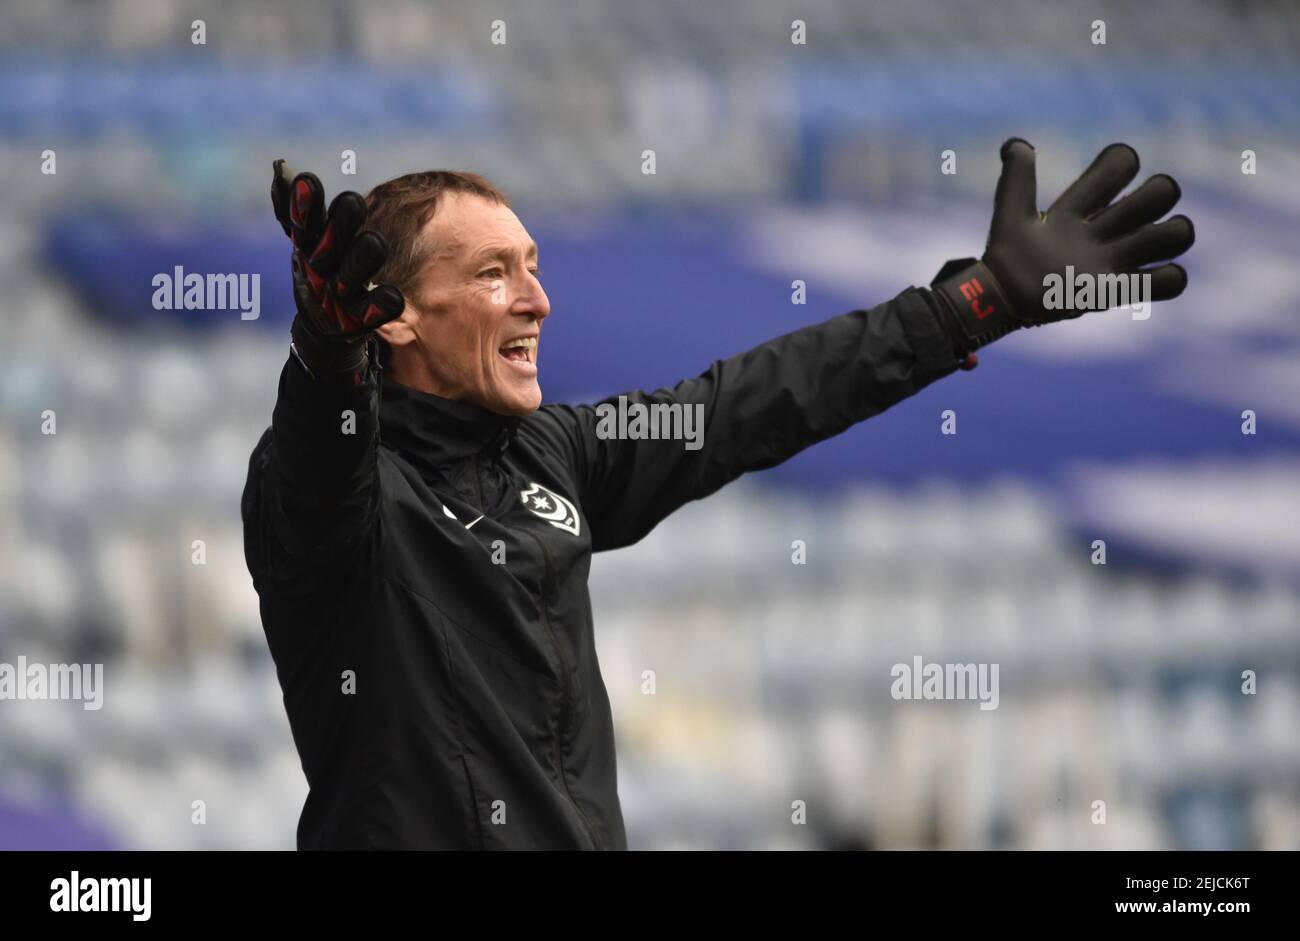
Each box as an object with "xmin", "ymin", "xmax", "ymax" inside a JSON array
[
  {"xmin": 243, "ymin": 337, "xmax": 381, "ymax": 596},
  {"xmin": 542, "ymin": 286, "xmax": 964, "ymax": 552}
]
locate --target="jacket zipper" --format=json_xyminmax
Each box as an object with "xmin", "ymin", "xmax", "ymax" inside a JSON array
[
  {"xmin": 520, "ymin": 527, "xmax": 600, "ymax": 849},
  {"xmin": 471, "ymin": 443, "xmax": 598, "ymax": 848},
  {"xmin": 470, "ymin": 454, "xmax": 485, "ymax": 511}
]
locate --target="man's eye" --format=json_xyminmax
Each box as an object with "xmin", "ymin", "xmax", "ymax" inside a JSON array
[
  {"xmin": 529, "ymin": 267, "xmax": 542, "ymax": 278},
  {"xmin": 479, "ymin": 268, "xmax": 503, "ymax": 279}
]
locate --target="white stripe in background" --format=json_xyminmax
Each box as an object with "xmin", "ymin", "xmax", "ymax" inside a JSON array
[{"xmin": 1068, "ymin": 457, "xmax": 1300, "ymax": 576}]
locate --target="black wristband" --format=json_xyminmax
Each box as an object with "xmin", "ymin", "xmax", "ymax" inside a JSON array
[{"xmin": 929, "ymin": 258, "xmax": 1020, "ymax": 353}]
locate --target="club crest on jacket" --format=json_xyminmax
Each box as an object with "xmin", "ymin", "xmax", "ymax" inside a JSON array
[{"xmin": 520, "ymin": 483, "xmax": 580, "ymax": 536}]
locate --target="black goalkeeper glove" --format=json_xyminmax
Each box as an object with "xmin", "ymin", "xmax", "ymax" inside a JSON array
[
  {"xmin": 271, "ymin": 159, "xmax": 405, "ymax": 377},
  {"xmin": 930, "ymin": 139, "xmax": 1195, "ymax": 369}
]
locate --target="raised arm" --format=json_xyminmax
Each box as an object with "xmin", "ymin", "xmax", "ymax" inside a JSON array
[{"xmin": 243, "ymin": 161, "xmax": 404, "ymax": 593}]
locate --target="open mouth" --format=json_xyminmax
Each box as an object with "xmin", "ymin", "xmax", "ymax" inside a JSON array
[{"xmin": 499, "ymin": 335, "xmax": 537, "ymax": 369}]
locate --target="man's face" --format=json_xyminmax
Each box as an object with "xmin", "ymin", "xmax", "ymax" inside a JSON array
[{"xmin": 379, "ymin": 191, "xmax": 550, "ymax": 416}]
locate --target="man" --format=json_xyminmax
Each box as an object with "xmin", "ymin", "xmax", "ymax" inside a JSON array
[{"xmin": 242, "ymin": 139, "xmax": 1193, "ymax": 849}]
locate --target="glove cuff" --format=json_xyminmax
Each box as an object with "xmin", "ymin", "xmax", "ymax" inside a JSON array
[
  {"xmin": 290, "ymin": 315, "xmax": 370, "ymax": 380},
  {"xmin": 929, "ymin": 258, "xmax": 1020, "ymax": 353}
]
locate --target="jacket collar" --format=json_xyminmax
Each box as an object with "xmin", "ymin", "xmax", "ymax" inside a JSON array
[{"xmin": 379, "ymin": 372, "xmax": 521, "ymax": 470}]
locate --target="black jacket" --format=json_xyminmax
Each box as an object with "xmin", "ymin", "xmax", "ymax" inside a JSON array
[{"xmin": 241, "ymin": 285, "xmax": 963, "ymax": 849}]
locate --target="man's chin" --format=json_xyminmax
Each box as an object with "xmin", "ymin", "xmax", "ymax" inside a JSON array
[{"xmin": 491, "ymin": 381, "xmax": 542, "ymax": 417}]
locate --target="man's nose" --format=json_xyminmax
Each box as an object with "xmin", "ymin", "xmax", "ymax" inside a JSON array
[{"xmin": 514, "ymin": 275, "xmax": 550, "ymax": 321}]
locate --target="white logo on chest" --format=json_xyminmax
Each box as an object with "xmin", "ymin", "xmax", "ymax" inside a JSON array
[{"xmin": 520, "ymin": 482, "xmax": 581, "ymax": 536}]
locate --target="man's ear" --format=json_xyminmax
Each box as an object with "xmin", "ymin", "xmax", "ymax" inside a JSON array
[{"xmin": 376, "ymin": 306, "xmax": 418, "ymax": 350}]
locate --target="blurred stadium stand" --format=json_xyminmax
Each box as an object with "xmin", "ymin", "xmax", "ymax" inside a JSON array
[{"xmin": 0, "ymin": 0, "xmax": 1297, "ymax": 849}]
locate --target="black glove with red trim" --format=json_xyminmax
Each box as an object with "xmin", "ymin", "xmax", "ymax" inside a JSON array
[
  {"xmin": 271, "ymin": 159, "xmax": 405, "ymax": 377},
  {"xmin": 930, "ymin": 139, "xmax": 1195, "ymax": 370}
]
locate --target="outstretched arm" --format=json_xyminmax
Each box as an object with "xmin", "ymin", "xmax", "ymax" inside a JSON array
[
  {"xmin": 541, "ymin": 285, "xmax": 958, "ymax": 551},
  {"xmin": 540, "ymin": 139, "xmax": 1194, "ymax": 552}
]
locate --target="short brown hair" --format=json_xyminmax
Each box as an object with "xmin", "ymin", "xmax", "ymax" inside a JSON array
[
  {"xmin": 364, "ymin": 169, "xmax": 511, "ymax": 294},
  {"xmin": 363, "ymin": 170, "xmax": 510, "ymax": 367}
]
